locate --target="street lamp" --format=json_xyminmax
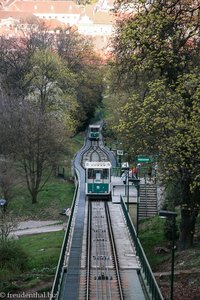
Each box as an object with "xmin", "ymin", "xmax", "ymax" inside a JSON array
[
  {"xmin": 118, "ymin": 142, "xmax": 123, "ymax": 169},
  {"xmin": 129, "ymin": 177, "xmax": 140, "ymax": 236},
  {"xmin": 114, "ymin": 140, "xmax": 118, "ymax": 168},
  {"xmin": 0, "ymin": 199, "xmax": 7, "ymax": 241},
  {"xmin": 159, "ymin": 210, "xmax": 177, "ymax": 300},
  {"xmin": 126, "ymin": 169, "xmax": 129, "ymax": 213},
  {"xmin": 0, "ymin": 199, "xmax": 6, "ymax": 211},
  {"xmin": 121, "ymin": 162, "xmax": 129, "ymax": 212}
]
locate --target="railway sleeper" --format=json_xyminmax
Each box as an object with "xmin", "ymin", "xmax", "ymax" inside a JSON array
[
  {"xmin": 94, "ymin": 273, "xmax": 113, "ymax": 280},
  {"xmin": 93, "ymin": 255, "xmax": 110, "ymax": 260}
]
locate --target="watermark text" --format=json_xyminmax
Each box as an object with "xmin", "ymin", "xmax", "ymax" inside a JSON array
[{"xmin": 0, "ymin": 292, "xmax": 57, "ymax": 299}]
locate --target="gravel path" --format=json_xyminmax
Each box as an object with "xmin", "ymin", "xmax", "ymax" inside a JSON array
[{"xmin": 11, "ymin": 220, "xmax": 66, "ymax": 237}]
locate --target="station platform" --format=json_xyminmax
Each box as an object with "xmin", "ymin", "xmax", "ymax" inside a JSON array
[
  {"xmin": 111, "ymin": 176, "xmax": 138, "ymax": 203},
  {"xmin": 108, "ymin": 202, "xmax": 140, "ymax": 269},
  {"xmin": 108, "ymin": 202, "xmax": 146, "ymax": 299}
]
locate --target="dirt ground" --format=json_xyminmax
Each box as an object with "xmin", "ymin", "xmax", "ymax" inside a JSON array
[
  {"xmin": 154, "ymin": 246, "xmax": 200, "ymax": 300},
  {"xmin": 156, "ymin": 271, "xmax": 200, "ymax": 300}
]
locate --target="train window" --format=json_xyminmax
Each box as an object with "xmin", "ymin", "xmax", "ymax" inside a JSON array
[
  {"xmin": 88, "ymin": 169, "xmax": 95, "ymax": 179},
  {"xmin": 96, "ymin": 171, "xmax": 101, "ymax": 180},
  {"xmin": 102, "ymin": 169, "xmax": 108, "ymax": 179},
  {"xmin": 87, "ymin": 168, "xmax": 109, "ymax": 180},
  {"xmin": 91, "ymin": 128, "xmax": 99, "ymax": 132}
]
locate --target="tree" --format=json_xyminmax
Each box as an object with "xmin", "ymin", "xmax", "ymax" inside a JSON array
[
  {"xmin": 0, "ymin": 158, "xmax": 18, "ymax": 203},
  {"xmin": 113, "ymin": 0, "xmax": 200, "ymax": 89},
  {"xmin": 24, "ymin": 49, "xmax": 79, "ymax": 132},
  {"xmin": 0, "ymin": 36, "xmax": 29, "ymax": 96},
  {"xmin": 0, "ymin": 23, "xmax": 104, "ymax": 131},
  {"xmin": 0, "ymin": 210, "xmax": 18, "ymax": 241},
  {"xmin": 56, "ymin": 29, "xmax": 104, "ymax": 129},
  {"xmin": 56, "ymin": 28, "xmax": 95, "ymax": 72},
  {"xmin": 0, "ymin": 91, "xmax": 67, "ymax": 204},
  {"xmin": 16, "ymin": 106, "xmax": 65, "ymax": 204},
  {"xmin": 109, "ymin": 0, "xmax": 200, "ymax": 249}
]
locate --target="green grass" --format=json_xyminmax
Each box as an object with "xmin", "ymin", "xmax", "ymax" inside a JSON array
[
  {"xmin": 9, "ymin": 178, "xmax": 75, "ymax": 220},
  {"xmin": 0, "ymin": 231, "xmax": 64, "ymax": 293},
  {"xmin": 7, "ymin": 133, "xmax": 85, "ymax": 220},
  {"xmin": 134, "ymin": 208, "xmax": 200, "ymax": 278},
  {"xmin": 139, "ymin": 216, "xmax": 171, "ymax": 269},
  {"xmin": 0, "ymin": 133, "xmax": 85, "ymax": 292},
  {"xmin": 19, "ymin": 231, "xmax": 64, "ymax": 271},
  {"xmin": 60, "ymin": 133, "xmax": 85, "ymax": 178}
]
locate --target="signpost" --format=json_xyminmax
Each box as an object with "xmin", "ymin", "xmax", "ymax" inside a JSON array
[
  {"xmin": 117, "ymin": 150, "xmax": 124, "ymax": 171},
  {"xmin": 117, "ymin": 150, "xmax": 124, "ymax": 156},
  {"xmin": 135, "ymin": 155, "xmax": 154, "ymax": 163}
]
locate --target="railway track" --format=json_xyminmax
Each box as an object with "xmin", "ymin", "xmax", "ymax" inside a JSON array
[
  {"xmin": 86, "ymin": 201, "xmax": 124, "ymax": 300},
  {"xmin": 82, "ymin": 141, "xmax": 110, "ymax": 167},
  {"xmin": 51, "ymin": 124, "xmax": 163, "ymax": 300}
]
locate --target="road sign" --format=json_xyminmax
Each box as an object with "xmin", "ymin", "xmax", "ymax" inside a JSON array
[
  {"xmin": 136, "ymin": 155, "xmax": 151, "ymax": 163},
  {"xmin": 117, "ymin": 150, "xmax": 124, "ymax": 156}
]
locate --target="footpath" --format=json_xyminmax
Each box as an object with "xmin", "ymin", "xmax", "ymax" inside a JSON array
[{"xmin": 11, "ymin": 220, "xmax": 66, "ymax": 237}]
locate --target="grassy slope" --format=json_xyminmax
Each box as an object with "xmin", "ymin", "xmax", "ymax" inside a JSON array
[
  {"xmin": 9, "ymin": 179, "xmax": 75, "ymax": 221},
  {"xmin": 0, "ymin": 232, "xmax": 64, "ymax": 293},
  {"xmin": 139, "ymin": 215, "xmax": 200, "ymax": 300},
  {"xmin": 0, "ymin": 133, "xmax": 84, "ymax": 293},
  {"xmin": 139, "ymin": 212, "xmax": 200, "ymax": 272},
  {"xmin": 139, "ymin": 216, "xmax": 171, "ymax": 270},
  {"xmin": 8, "ymin": 133, "xmax": 85, "ymax": 221}
]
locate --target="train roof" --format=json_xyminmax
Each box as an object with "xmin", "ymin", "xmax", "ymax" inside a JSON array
[
  {"xmin": 85, "ymin": 161, "xmax": 111, "ymax": 169},
  {"xmin": 89, "ymin": 124, "xmax": 101, "ymax": 128}
]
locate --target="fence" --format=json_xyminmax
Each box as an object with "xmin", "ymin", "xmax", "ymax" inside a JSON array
[
  {"xmin": 50, "ymin": 174, "xmax": 78, "ymax": 300},
  {"xmin": 120, "ymin": 196, "xmax": 164, "ymax": 300}
]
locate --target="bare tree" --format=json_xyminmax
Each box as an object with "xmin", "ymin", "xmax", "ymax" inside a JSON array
[
  {"xmin": 0, "ymin": 210, "xmax": 18, "ymax": 241},
  {"xmin": 0, "ymin": 92, "xmax": 66, "ymax": 204},
  {"xmin": 0, "ymin": 158, "xmax": 18, "ymax": 203}
]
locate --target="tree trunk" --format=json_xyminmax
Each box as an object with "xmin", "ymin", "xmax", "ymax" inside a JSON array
[
  {"xmin": 31, "ymin": 191, "xmax": 38, "ymax": 204},
  {"xmin": 178, "ymin": 180, "xmax": 199, "ymax": 250},
  {"xmin": 179, "ymin": 208, "xmax": 198, "ymax": 250}
]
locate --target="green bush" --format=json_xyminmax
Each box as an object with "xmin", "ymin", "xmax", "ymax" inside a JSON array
[
  {"xmin": 0, "ymin": 240, "xmax": 28, "ymax": 272},
  {"xmin": 164, "ymin": 218, "xmax": 179, "ymax": 241}
]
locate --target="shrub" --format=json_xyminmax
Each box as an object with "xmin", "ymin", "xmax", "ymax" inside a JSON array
[
  {"xmin": 164, "ymin": 218, "xmax": 179, "ymax": 241},
  {"xmin": 0, "ymin": 240, "xmax": 28, "ymax": 272}
]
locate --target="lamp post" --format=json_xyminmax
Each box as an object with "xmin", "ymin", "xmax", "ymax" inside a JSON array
[
  {"xmin": 135, "ymin": 179, "xmax": 140, "ymax": 237},
  {"xmin": 0, "ymin": 199, "xmax": 7, "ymax": 241},
  {"xmin": 0, "ymin": 199, "xmax": 6, "ymax": 212},
  {"xmin": 126, "ymin": 169, "xmax": 129, "ymax": 213},
  {"xmin": 123, "ymin": 166, "xmax": 130, "ymax": 212},
  {"xmin": 129, "ymin": 178, "xmax": 140, "ymax": 236},
  {"xmin": 114, "ymin": 140, "xmax": 118, "ymax": 168},
  {"xmin": 159, "ymin": 210, "xmax": 177, "ymax": 300},
  {"xmin": 118, "ymin": 142, "xmax": 122, "ymax": 169}
]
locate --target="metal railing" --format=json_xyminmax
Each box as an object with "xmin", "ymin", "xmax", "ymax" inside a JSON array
[
  {"xmin": 120, "ymin": 196, "xmax": 164, "ymax": 300},
  {"xmin": 50, "ymin": 173, "xmax": 79, "ymax": 300},
  {"xmin": 111, "ymin": 167, "xmax": 121, "ymax": 177}
]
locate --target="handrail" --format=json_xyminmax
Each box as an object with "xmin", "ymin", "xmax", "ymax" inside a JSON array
[
  {"xmin": 112, "ymin": 167, "xmax": 121, "ymax": 177},
  {"xmin": 120, "ymin": 196, "xmax": 164, "ymax": 300},
  {"xmin": 50, "ymin": 172, "xmax": 79, "ymax": 300}
]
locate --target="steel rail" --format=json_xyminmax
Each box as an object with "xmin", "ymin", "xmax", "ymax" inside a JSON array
[
  {"xmin": 86, "ymin": 200, "xmax": 92, "ymax": 300},
  {"xmin": 95, "ymin": 202, "xmax": 112, "ymax": 299},
  {"xmin": 81, "ymin": 143, "xmax": 110, "ymax": 167},
  {"xmin": 105, "ymin": 202, "xmax": 124, "ymax": 300},
  {"xmin": 86, "ymin": 201, "xmax": 124, "ymax": 300}
]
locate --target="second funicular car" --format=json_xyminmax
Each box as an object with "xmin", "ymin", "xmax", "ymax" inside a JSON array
[{"xmin": 88, "ymin": 124, "xmax": 100, "ymax": 141}]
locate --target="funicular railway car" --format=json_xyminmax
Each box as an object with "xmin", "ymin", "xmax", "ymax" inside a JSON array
[
  {"xmin": 88, "ymin": 124, "xmax": 100, "ymax": 141},
  {"xmin": 85, "ymin": 161, "xmax": 111, "ymax": 198}
]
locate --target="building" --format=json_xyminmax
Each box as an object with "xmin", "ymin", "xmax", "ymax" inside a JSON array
[{"xmin": 0, "ymin": 0, "xmax": 116, "ymax": 52}]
